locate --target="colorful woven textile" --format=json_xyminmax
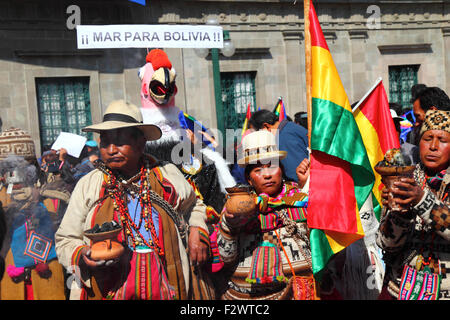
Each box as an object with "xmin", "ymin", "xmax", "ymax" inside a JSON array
[
  {"xmin": 292, "ymin": 275, "xmax": 317, "ymax": 300},
  {"xmin": 245, "ymin": 241, "xmax": 286, "ymax": 284},
  {"xmin": 426, "ymin": 169, "xmax": 446, "ymax": 190},
  {"xmin": 256, "ymin": 183, "xmax": 308, "ymax": 213},
  {"xmin": 208, "ymin": 224, "xmax": 224, "ymax": 273},
  {"xmin": 108, "ymin": 250, "xmax": 176, "ymax": 300},
  {"xmin": 398, "ymin": 265, "xmax": 441, "ymax": 300},
  {"xmin": 253, "ymin": 182, "xmax": 307, "ymax": 232},
  {"xmin": 10, "ymin": 203, "xmax": 57, "ymax": 268},
  {"xmin": 208, "ymin": 182, "xmax": 307, "ymax": 273}
]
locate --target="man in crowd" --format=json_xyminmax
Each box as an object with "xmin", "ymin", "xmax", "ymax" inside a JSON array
[
  {"xmin": 294, "ymin": 111, "xmax": 308, "ymax": 131},
  {"xmin": 55, "ymin": 100, "xmax": 214, "ymax": 300},
  {"xmin": 249, "ymin": 109, "xmax": 309, "ymax": 183},
  {"xmin": 412, "ymin": 86, "xmax": 450, "ymax": 129}
]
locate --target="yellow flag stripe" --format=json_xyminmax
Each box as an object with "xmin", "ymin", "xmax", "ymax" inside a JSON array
[
  {"xmin": 354, "ymin": 110, "xmax": 384, "ymax": 207},
  {"xmin": 312, "ymin": 46, "xmax": 352, "ymax": 112},
  {"xmin": 324, "ymin": 201, "xmax": 364, "ymax": 253}
]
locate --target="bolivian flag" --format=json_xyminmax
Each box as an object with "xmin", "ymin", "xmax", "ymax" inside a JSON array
[
  {"xmin": 273, "ymin": 97, "xmax": 286, "ymax": 122},
  {"xmin": 305, "ymin": 1, "xmax": 375, "ymax": 277},
  {"xmin": 241, "ymin": 103, "xmax": 252, "ymax": 136},
  {"xmin": 353, "ymin": 79, "xmax": 400, "ymax": 221}
]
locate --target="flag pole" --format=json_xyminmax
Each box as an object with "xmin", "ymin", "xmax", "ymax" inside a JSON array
[
  {"xmin": 351, "ymin": 77, "xmax": 383, "ymax": 113},
  {"xmin": 304, "ymin": 0, "xmax": 312, "ymax": 147}
]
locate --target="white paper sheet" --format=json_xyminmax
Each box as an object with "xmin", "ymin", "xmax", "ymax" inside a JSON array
[{"xmin": 51, "ymin": 132, "xmax": 87, "ymax": 158}]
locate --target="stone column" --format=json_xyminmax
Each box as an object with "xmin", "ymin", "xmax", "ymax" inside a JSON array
[
  {"xmin": 348, "ymin": 29, "xmax": 369, "ymax": 104},
  {"xmin": 282, "ymin": 29, "xmax": 305, "ymax": 116},
  {"xmin": 442, "ymin": 27, "xmax": 450, "ymax": 96}
]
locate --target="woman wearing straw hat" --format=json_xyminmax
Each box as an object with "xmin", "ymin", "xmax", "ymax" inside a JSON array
[
  {"xmin": 376, "ymin": 110, "xmax": 450, "ymax": 300},
  {"xmin": 55, "ymin": 100, "xmax": 214, "ymax": 300},
  {"xmin": 209, "ymin": 130, "xmax": 318, "ymax": 300}
]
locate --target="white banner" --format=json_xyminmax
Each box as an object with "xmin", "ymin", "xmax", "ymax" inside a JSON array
[{"xmin": 77, "ymin": 24, "xmax": 224, "ymax": 49}]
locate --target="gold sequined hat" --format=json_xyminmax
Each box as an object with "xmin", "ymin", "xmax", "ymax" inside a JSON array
[{"xmin": 419, "ymin": 110, "xmax": 450, "ymax": 136}]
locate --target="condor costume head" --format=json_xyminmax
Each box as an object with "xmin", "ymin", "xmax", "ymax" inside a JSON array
[
  {"xmin": 139, "ymin": 49, "xmax": 177, "ymax": 108},
  {"xmin": 138, "ymin": 49, "xmax": 185, "ymax": 144}
]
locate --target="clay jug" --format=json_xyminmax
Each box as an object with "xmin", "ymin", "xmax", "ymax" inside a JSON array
[
  {"xmin": 84, "ymin": 227, "xmax": 125, "ymax": 261},
  {"xmin": 225, "ymin": 185, "xmax": 257, "ymax": 217}
]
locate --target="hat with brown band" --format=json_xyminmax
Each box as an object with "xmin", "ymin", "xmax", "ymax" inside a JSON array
[
  {"xmin": 82, "ymin": 99, "xmax": 162, "ymax": 141},
  {"xmin": 419, "ymin": 109, "xmax": 450, "ymax": 136},
  {"xmin": 237, "ymin": 130, "xmax": 287, "ymax": 168}
]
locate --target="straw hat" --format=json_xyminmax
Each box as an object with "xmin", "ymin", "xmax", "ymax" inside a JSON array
[
  {"xmin": 82, "ymin": 100, "xmax": 162, "ymax": 141},
  {"xmin": 237, "ymin": 130, "xmax": 286, "ymax": 167}
]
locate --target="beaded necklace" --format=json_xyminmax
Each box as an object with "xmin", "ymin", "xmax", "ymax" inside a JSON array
[{"xmin": 103, "ymin": 161, "xmax": 164, "ymax": 256}]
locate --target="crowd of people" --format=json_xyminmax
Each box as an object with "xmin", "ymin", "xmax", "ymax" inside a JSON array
[{"xmin": 0, "ymin": 49, "xmax": 448, "ymax": 301}]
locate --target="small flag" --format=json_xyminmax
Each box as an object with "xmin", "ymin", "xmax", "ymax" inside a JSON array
[
  {"xmin": 353, "ymin": 78, "xmax": 400, "ymax": 221},
  {"xmin": 178, "ymin": 111, "xmax": 214, "ymax": 149},
  {"xmin": 400, "ymin": 110, "xmax": 415, "ymax": 143},
  {"xmin": 273, "ymin": 98, "xmax": 286, "ymax": 122},
  {"xmin": 242, "ymin": 103, "xmax": 252, "ymax": 136}
]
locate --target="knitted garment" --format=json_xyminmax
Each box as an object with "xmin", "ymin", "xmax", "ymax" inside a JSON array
[
  {"xmin": 419, "ymin": 110, "xmax": 450, "ymax": 136},
  {"xmin": 0, "ymin": 128, "xmax": 36, "ymax": 161},
  {"xmin": 376, "ymin": 165, "xmax": 450, "ymax": 300},
  {"xmin": 210, "ymin": 182, "xmax": 309, "ymax": 294},
  {"xmin": 244, "ymin": 182, "xmax": 308, "ymax": 233},
  {"xmin": 9, "ymin": 203, "xmax": 57, "ymax": 269},
  {"xmin": 426, "ymin": 169, "xmax": 447, "ymax": 192}
]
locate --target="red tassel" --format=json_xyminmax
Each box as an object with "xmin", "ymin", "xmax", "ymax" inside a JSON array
[{"xmin": 35, "ymin": 263, "xmax": 49, "ymax": 276}]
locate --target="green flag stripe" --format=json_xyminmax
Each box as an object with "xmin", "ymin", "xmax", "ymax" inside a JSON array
[
  {"xmin": 312, "ymin": 97, "xmax": 374, "ymax": 209},
  {"xmin": 309, "ymin": 228, "xmax": 334, "ymax": 278}
]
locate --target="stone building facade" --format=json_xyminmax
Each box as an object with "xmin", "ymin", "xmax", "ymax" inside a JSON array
[{"xmin": 0, "ymin": 0, "xmax": 449, "ymax": 154}]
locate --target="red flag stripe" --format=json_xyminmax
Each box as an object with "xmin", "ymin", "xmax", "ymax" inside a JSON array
[
  {"xmin": 357, "ymin": 83, "xmax": 400, "ymax": 153},
  {"xmin": 309, "ymin": 150, "xmax": 358, "ymax": 234},
  {"xmin": 309, "ymin": 1, "xmax": 329, "ymax": 51}
]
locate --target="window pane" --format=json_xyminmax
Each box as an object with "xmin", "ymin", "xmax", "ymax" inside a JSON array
[
  {"xmin": 389, "ymin": 65, "xmax": 419, "ymax": 111},
  {"xmin": 221, "ymin": 71, "xmax": 257, "ymax": 131},
  {"xmin": 35, "ymin": 77, "xmax": 93, "ymax": 149}
]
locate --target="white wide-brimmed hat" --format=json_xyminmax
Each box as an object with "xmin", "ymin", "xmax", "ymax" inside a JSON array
[
  {"xmin": 237, "ymin": 130, "xmax": 286, "ymax": 167},
  {"xmin": 390, "ymin": 109, "xmax": 403, "ymax": 121},
  {"xmin": 82, "ymin": 100, "xmax": 162, "ymax": 141}
]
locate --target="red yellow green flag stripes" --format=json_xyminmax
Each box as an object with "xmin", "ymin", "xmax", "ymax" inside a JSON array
[
  {"xmin": 242, "ymin": 103, "xmax": 252, "ymax": 136},
  {"xmin": 305, "ymin": 0, "xmax": 375, "ymax": 277},
  {"xmin": 353, "ymin": 79, "xmax": 400, "ymax": 221},
  {"xmin": 273, "ymin": 97, "xmax": 286, "ymax": 122}
]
